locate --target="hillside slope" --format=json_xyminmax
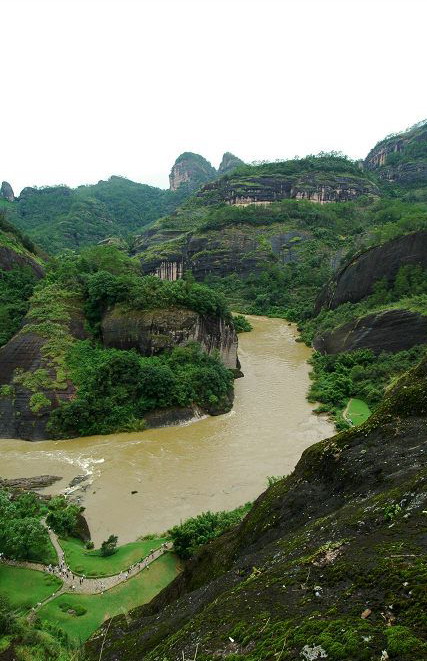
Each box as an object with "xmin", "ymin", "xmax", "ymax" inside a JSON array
[{"xmin": 86, "ymin": 352, "xmax": 427, "ymax": 661}]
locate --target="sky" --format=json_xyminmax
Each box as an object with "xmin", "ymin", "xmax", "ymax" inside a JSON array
[{"xmin": 1, "ymin": 0, "xmax": 426, "ymax": 194}]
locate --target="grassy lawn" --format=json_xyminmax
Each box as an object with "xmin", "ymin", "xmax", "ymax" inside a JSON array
[
  {"xmin": 60, "ymin": 536, "xmax": 170, "ymax": 577},
  {"xmin": 38, "ymin": 552, "xmax": 181, "ymax": 644},
  {"xmin": 0, "ymin": 565, "xmax": 62, "ymax": 614},
  {"xmin": 345, "ymin": 398, "xmax": 371, "ymax": 426}
]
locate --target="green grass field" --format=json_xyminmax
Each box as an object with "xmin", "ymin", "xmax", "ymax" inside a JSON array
[
  {"xmin": 38, "ymin": 552, "xmax": 181, "ymax": 643},
  {"xmin": 0, "ymin": 565, "xmax": 62, "ymax": 613},
  {"xmin": 59, "ymin": 536, "xmax": 170, "ymax": 577},
  {"xmin": 345, "ymin": 398, "xmax": 371, "ymax": 426}
]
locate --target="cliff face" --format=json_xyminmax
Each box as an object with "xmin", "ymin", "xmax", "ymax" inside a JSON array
[
  {"xmin": 1, "ymin": 181, "xmax": 14, "ymax": 202},
  {"xmin": 198, "ymin": 172, "xmax": 379, "ymax": 206},
  {"xmin": 364, "ymin": 120, "xmax": 427, "ymax": 186},
  {"xmin": 138, "ymin": 224, "xmax": 317, "ymax": 281},
  {"xmin": 0, "ymin": 244, "xmax": 44, "ymax": 278},
  {"xmin": 101, "ymin": 306, "xmax": 239, "ymax": 370},
  {"xmin": 313, "ymin": 308, "xmax": 427, "ymax": 354},
  {"xmin": 316, "ymin": 230, "xmax": 427, "ymax": 311},
  {"xmin": 0, "ymin": 299, "xmax": 89, "ymax": 441},
  {"xmin": 218, "ymin": 152, "xmax": 244, "ymax": 175},
  {"xmin": 86, "ymin": 355, "xmax": 427, "ymax": 661},
  {"xmin": 169, "ymin": 153, "xmax": 217, "ymax": 192}
]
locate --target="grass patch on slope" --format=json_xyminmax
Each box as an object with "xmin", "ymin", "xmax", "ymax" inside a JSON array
[
  {"xmin": 38, "ymin": 552, "xmax": 181, "ymax": 643},
  {"xmin": 59, "ymin": 536, "xmax": 169, "ymax": 577}
]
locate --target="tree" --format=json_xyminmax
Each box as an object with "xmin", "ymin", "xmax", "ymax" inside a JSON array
[
  {"xmin": 100, "ymin": 534, "xmax": 118, "ymax": 557},
  {"xmin": 2, "ymin": 518, "xmax": 48, "ymax": 560}
]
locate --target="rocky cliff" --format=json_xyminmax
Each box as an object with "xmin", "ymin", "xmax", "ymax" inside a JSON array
[
  {"xmin": 316, "ymin": 230, "xmax": 427, "ymax": 311},
  {"xmin": 0, "ymin": 294, "xmax": 89, "ymax": 441},
  {"xmin": 198, "ymin": 171, "xmax": 379, "ymax": 206},
  {"xmin": 86, "ymin": 352, "xmax": 427, "ymax": 661},
  {"xmin": 313, "ymin": 308, "xmax": 427, "ymax": 354},
  {"xmin": 1, "ymin": 181, "xmax": 14, "ymax": 202},
  {"xmin": 364, "ymin": 120, "xmax": 427, "ymax": 187},
  {"xmin": 138, "ymin": 223, "xmax": 318, "ymax": 282},
  {"xmin": 101, "ymin": 306, "xmax": 239, "ymax": 370},
  {"xmin": 169, "ymin": 153, "xmax": 217, "ymax": 192},
  {"xmin": 218, "ymin": 152, "xmax": 244, "ymax": 175}
]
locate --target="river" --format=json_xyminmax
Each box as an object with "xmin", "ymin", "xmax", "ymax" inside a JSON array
[{"xmin": 0, "ymin": 316, "xmax": 334, "ymax": 545}]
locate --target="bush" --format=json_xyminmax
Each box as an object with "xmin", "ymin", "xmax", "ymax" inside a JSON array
[
  {"xmin": 169, "ymin": 503, "xmax": 252, "ymax": 559},
  {"xmin": 232, "ymin": 314, "xmax": 253, "ymax": 333}
]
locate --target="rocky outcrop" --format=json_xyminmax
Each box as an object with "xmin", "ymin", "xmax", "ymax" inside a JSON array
[
  {"xmin": 364, "ymin": 120, "xmax": 427, "ymax": 186},
  {"xmin": 0, "ymin": 300, "xmax": 89, "ymax": 441},
  {"xmin": 138, "ymin": 227, "xmax": 315, "ymax": 281},
  {"xmin": 316, "ymin": 230, "xmax": 427, "ymax": 311},
  {"xmin": 101, "ymin": 306, "xmax": 239, "ymax": 370},
  {"xmin": 86, "ymin": 354, "xmax": 427, "ymax": 661},
  {"xmin": 313, "ymin": 308, "xmax": 427, "ymax": 354},
  {"xmin": 0, "ymin": 244, "xmax": 44, "ymax": 278},
  {"xmin": 0, "ymin": 475, "xmax": 62, "ymax": 490},
  {"xmin": 198, "ymin": 172, "xmax": 379, "ymax": 206},
  {"xmin": 218, "ymin": 152, "xmax": 244, "ymax": 175},
  {"xmin": 169, "ymin": 153, "xmax": 216, "ymax": 192},
  {"xmin": 1, "ymin": 181, "xmax": 14, "ymax": 202}
]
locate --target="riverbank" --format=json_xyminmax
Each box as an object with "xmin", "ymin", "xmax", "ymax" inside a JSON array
[{"xmin": 0, "ymin": 316, "xmax": 334, "ymax": 545}]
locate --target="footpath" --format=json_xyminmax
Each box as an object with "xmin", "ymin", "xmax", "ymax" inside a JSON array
[{"xmin": 1, "ymin": 522, "xmax": 173, "ymax": 612}]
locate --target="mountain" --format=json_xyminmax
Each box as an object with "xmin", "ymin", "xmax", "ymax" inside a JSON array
[
  {"xmin": 169, "ymin": 151, "xmax": 245, "ymax": 192},
  {"xmin": 365, "ymin": 119, "xmax": 427, "ymax": 199},
  {"xmin": 86, "ymin": 352, "xmax": 427, "ymax": 660},
  {"xmin": 0, "ymin": 176, "xmax": 188, "ymax": 253},
  {"xmin": 218, "ymin": 151, "xmax": 244, "ymax": 175},
  {"xmin": 0, "ymin": 152, "xmax": 244, "ymax": 254},
  {"xmin": 134, "ymin": 154, "xmax": 382, "ymax": 316},
  {"xmin": 169, "ymin": 152, "xmax": 217, "ymax": 192},
  {"xmin": 133, "ymin": 132, "xmax": 427, "ymax": 429},
  {"xmin": 0, "ymin": 181, "xmax": 14, "ymax": 202}
]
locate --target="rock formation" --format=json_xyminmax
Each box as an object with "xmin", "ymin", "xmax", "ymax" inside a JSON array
[
  {"xmin": 0, "ymin": 244, "xmax": 44, "ymax": 278},
  {"xmin": 101, "ymin": 306, "xmax": 239, "ymax": 370},
  {"xmin": 169, "ymin": 153, "xmax": 217, "ymax": 192},
  {"xmin": 1, "ymin": 181, "xmax": 14, "ymax": 202},
  {"xmin": 218, "ymin": 152, "xmax": 244, "ymax": 175},
  {"xmin": 198, "ymin": 172, "xmax": 379, "ymax": 206},
  {"xmin": 364, "ymin": 120, "xmax": 427, "ymax": 186},
  {"xmin": 315, "ymin": 230, "xmax": 427, "ymax": 311},
  {"xmin": 0, "ymin": 298, "xmax": 89, "ymax": 441},
  {"xmin": 313, "ymin": 308, "xmax": 427, "ymax": 354}
]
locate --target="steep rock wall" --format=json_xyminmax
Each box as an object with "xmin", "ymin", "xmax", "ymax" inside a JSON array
[
  {"xmin": 315, "ymin": 230, "xmax": 427, "ymax": 311},
  {"xmin": 313, "ymin": 308, "xmax": 427, "ymax": 354},
  {"xmin": 0, "ymin": 304, "xmax": 89, "ymax": 441},
  {"xmin": 101, "ymin": 306, "xmax": 239, "ymax": 370},
  {"xmin": 199, "ymin": 173, "xmax": 379, "ymax": 206},
  {"xmin": 0, "ymin": 244, "xmax": 44, "ymax": 278}
]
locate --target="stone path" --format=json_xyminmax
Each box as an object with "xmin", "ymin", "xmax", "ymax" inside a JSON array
[{"xmin": 1, "ymin": 521, "xmax": 173, "ymax": 612}]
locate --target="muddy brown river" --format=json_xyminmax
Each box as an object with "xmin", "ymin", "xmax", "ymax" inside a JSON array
[{"xmin": 0, "ymin": 316, "xmax": 334, "ymax": 545}]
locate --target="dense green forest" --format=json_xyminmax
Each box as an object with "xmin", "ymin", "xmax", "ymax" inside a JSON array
[{"xmin": 0, "ymin": 175, "xmax": 190, "ymax": 253}]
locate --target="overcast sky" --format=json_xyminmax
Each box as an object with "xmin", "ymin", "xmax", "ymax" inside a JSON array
[{"xmin": 2, "ymin": 0, "xmax": 426, "ymax": 194}]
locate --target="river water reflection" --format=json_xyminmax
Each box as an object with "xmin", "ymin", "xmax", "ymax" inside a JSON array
[{"xmin": 0, "ymin": 316, "xmax": 334, "ymax": 545}]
